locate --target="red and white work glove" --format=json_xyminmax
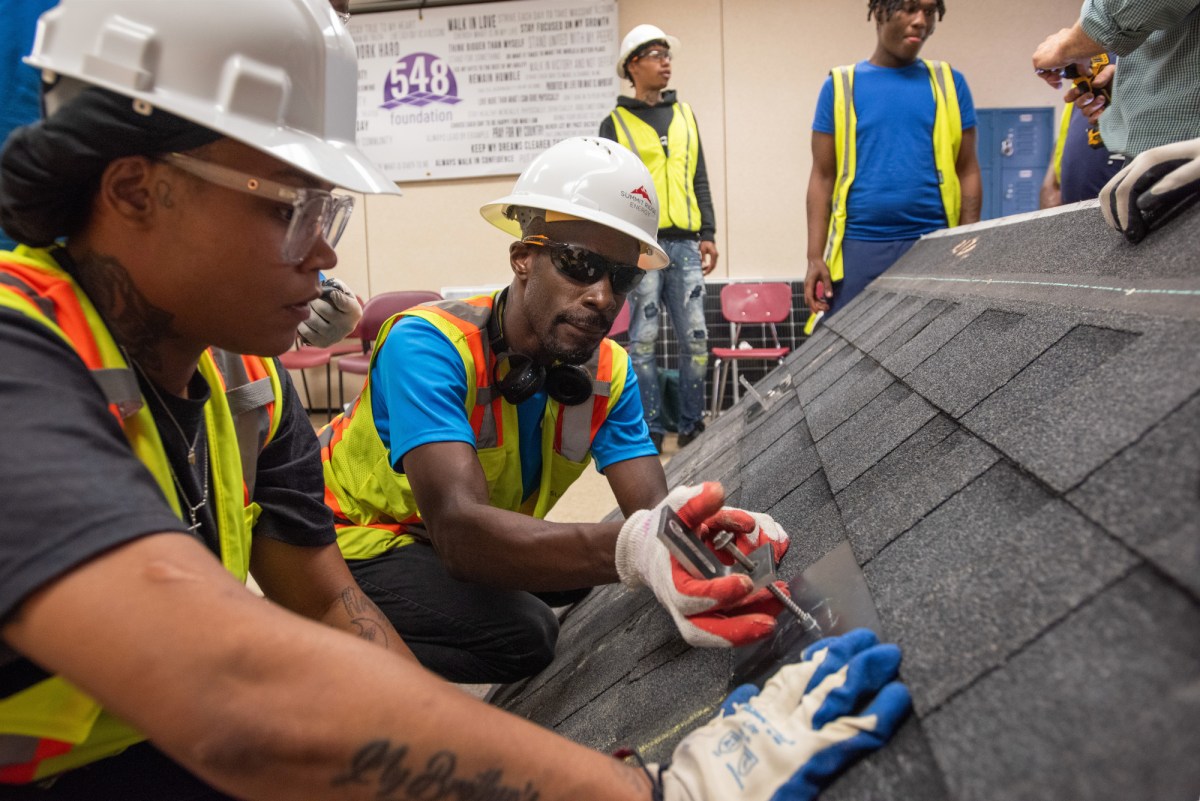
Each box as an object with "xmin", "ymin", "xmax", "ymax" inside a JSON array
[
  {"xmin": 298, "ymin": 277, "xmax": 363, "ymax": 347},
  {"xmin": 615, "ymin": 483, "xmax": 790, "ymax": 648}
]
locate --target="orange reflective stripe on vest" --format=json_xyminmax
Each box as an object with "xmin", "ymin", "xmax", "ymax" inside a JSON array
[
  {"xmin": 322, "ymin": 293, "xmax": 628, "ymax": 561},
  {"xmin": 0, "ymin": 248, "xmax": 281, "ymax": 782}
]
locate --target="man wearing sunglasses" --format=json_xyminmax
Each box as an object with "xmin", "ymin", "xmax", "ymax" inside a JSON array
[
  {"xmin": 599, "ymin": 24, "xmax": 718, "ymax": 453},
  {"xmin": 320, "ymin": 137, "xmax": 791, "ymax": 684}
]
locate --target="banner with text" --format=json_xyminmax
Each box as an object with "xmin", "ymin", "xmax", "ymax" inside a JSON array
[{"xmin": 349, "ymin": 0, "xmax": 618, "ymax": 183}]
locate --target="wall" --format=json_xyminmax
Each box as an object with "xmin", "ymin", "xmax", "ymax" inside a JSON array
[
  {"xmin": 340, "ymin": 0, "xmax": 1084, "ymax": 293},
  {"xmin": 300, "ymin": 0, "xmax": 1085, "ymax": 402}
]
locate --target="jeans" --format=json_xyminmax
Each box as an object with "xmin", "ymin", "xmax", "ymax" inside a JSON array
[
  {"xmin": 627, "ymin": 237, "xmax": 709, "ymax": 436},
  {"xmin": 349, "ymin": 542, "xmax": 590, "ymax": 684}
]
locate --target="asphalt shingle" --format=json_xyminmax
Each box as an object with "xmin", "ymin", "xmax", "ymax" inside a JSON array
[
  {"xmin": 1069, "ymin": 391, "xmax": 1200, "ymax": 597},
  {"xmin": 492, "ymin": 201, "xmax": 1200, "ymax": 796},
  {"xmin": 837, "ymin": 414, "xmax": 999, "ymax": 562},
  {"xmin": 814, "ymin": 380, "xmax": 939, "ymax": 492},
  {"xmin": 924, "ymin": 566, "xmax": 1200, "ymax": 801},
  {"xmin": 904, "ymin": 309, "xmax": 1073, "ymax": 419},
  {"xmin": 866, "ymin": 462, "xmax": 1137, "ymax": 713}
]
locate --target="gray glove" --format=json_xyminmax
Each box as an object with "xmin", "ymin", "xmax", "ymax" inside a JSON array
[
  {"xmin": 1100, "ymin": 136, "xmax": 1200, "ymax": 244},
  {"xmin": 298, "ymin": 277, "xmax": 362, "ymax": 347}
]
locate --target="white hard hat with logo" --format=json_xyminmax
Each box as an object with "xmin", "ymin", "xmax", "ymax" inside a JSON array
[
  {"xmin": 25, "ymin": 0, "xmax": 399, "ymax": 195},
  {"xmin": 480, "ymin": 137, "xmax": 669, "ymax": 270},
  {"xmin": 616, "ymin": 24, "xmax": 681, "ymax": 79}
]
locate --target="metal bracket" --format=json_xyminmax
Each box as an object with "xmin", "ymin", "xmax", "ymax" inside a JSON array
[{"xmin": 656, "ymin": 506, "xmax": 776, "ymax": 588}]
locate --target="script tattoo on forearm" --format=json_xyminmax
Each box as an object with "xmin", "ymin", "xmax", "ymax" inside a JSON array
[
  {"xmin": 332, "ymin": 740, "xmax": 540, "ymax": 800},
  {"xmin": 340, "ymin": 587, "xmax": 390, "ymax": 647}
]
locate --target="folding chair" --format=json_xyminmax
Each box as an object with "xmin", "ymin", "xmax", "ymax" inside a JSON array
[
  {"xmin": 279, "ymin": 343, "xmax": 335, "ymax": 421},
  {"xmin": 278, "ymin": 296, "xmax": 366, "ymax": 422},
  {"xmin": 336, "ymin": 290, "xmax": 443, "ymax": 410},
  {"xmin": 608, "ymin": 299, "xmax": 631, "ymax": 340},
  {"xmin": 709, "ymin": 282, "xmax": 793, "ymax": 418}
]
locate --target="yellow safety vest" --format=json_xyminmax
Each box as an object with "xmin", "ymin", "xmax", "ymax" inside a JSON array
[
  {"xmin": 609, "ymin": 102, "xmax": 702, "ymax": 232},
  {"xmin": 808, "ymin": 58, "xmax": 963, "ymax": 335},
  {"xmin": 321, "ymin": 293, "xmax": 627, "ymax": 561},
  {"xmin": 1053, "ymin": 101, "xmax": 1074, "ymax": 184},
  {"xmin": 0, "ymin": 246, "xmax": 283, "ymax": 783}
]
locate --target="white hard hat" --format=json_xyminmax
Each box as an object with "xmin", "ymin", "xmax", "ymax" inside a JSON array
[
  {"xmin": 616, "ymin": 24, "xmax": 681, "ymax": 79},
  {"xmin": 480, "ymin": 137, "xmax": 669, "ymax": 270},
  {"xmin": 25, "ymin": 0, "xmax": 399, "ymax": 195}
]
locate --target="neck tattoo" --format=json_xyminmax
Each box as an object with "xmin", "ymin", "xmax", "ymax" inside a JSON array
[{"xmin": 128, "ymin": 356, "xmax": 210, "ymax": 532}]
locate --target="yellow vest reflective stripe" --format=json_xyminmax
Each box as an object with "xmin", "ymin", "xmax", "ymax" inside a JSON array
[
  {"xmin": 0, "ymin": 247, "xmax": 281, "ymax": 783},
  {"xmin": 322, "ymin": 293, "xmax": 627, "ymax": 561},
  {"xmin": 1053, "ymin": 101, "xmax": 1073, "ymax": 184},
  {"xmin": 808, "ymin": 59, "xmax": 963, "ymax": 336},
  {"xmin": 610, "ymin": 102, "xmax": 702, "ymax": 232},
  {"xmin": 823, "ymin": 64, "xmax": 859, "ymax": 289}
]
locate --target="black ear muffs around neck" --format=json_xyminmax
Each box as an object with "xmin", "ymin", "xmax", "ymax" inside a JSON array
[{"xmin": 488, "ymin": 289, "xmax": 593, "ymax": 406}]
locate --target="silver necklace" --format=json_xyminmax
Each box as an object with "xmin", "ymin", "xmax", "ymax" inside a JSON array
[{"xmin": 129, "ymin": 358, "xmax": 210, "ymax": 532}]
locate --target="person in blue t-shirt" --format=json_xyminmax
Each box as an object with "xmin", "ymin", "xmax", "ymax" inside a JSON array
[{"xmin": 805, "ymin": 0, "xmax": 981, "ymax": 329}]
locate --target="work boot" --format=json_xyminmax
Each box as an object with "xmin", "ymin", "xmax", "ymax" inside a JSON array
[{"xmin": 676, "ymin": 422, "xmax": 705, "ymax": 448}]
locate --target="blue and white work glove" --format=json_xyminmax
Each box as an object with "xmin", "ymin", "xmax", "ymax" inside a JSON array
[
  {"xmin": 1100, "ymin": 136, "xmax": 1200, "ymax": 244},
  {"xmin": 650, "ymin": 629, "xmax": 911, "ymax": 801},
  {"xmin": 298, "ymin": 276, "xmax": 362, "ymax": 347}
]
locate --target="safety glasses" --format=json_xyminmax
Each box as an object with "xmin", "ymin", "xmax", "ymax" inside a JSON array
[
  {"xmin": 635, "ymin": 48, "xmax": 672, "ymax": 64},
  {"xmin": 162, "ymin": 152, "xmax": 355, "ymax": 265},
  {"xmin": 522, "ymin": 235, "xmax": 645, "ymax": 294}
]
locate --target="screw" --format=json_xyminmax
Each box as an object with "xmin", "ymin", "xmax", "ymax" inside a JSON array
[{"xmin": 711, "ymin": 531, "xmax": 820, "ymax": 631}]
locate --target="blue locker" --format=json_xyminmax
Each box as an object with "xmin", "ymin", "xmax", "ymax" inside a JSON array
[{"xmin": 975, "ymin": 107, "xmax": 1054, "ymax": 220}]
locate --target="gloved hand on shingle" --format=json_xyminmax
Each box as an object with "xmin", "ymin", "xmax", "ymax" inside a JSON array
[
  {"xmin": 298, "ymin": 276, "xmax": 362, "ymax": 347},
  {"xmin": 650, "ymin": 629, "xmax": 912, "ymax": 801},
  {"xmin": 1100, "ymin": 136, "xmax": 1200, "ymax": 244},
  {"xmin": 615, "ymin": 482, "xmax": 789, "ymax": 648}
]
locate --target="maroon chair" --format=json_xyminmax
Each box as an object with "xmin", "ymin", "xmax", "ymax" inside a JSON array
[
  {"xmin": 608, "ymin": 299, "xmax": 631, "ymax": 339},
  {"xmin": 709, "ymin": 282, "xmax": 793, "ymax": 418},
  {"xmin": 278, "ymin": 297, "xmax": 367, "ymax": 422},
  {"xmin": 336, "ymin": 290, "xmax": 443, "ymax": 410},
  {"xmin": 278, "ymin": 343, "xmax": 335, "ymax": 421}
]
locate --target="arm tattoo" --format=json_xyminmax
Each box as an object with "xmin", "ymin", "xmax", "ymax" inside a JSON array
[
  {"xmin": 340, "ymin": 587, "xmax": 391, "ymax": 648},
  {"xmin": 332, "ymin": 740, "xmax": 541, "ymax": 800}
]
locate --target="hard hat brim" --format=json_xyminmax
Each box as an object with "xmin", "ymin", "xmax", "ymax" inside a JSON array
[
  {"xmin": 480, "ymin": 194, "xmax": 669, "ymax": 270},
  {"xmin": 616, "ymin": 32, "xmax": 681, "ymax": 78}
]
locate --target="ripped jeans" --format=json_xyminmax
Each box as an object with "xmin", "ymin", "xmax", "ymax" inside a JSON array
[{"xmin": 627, "ymin": 236, "xmax": 709, "ymax": 436}]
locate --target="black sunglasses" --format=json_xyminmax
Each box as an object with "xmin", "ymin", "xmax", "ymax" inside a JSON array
[{"xmin": 522, "ymin": 235, "xmax": 646, "ymax": 295}]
